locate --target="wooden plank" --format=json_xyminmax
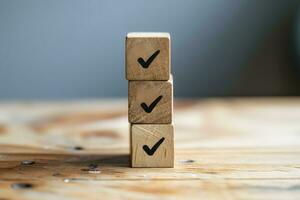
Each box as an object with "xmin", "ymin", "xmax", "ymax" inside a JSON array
[
  {"xmin": 1, "ymin": 148, "xmax": 300, "ymax": 181},
  {"xmin": 126, "ymin": 32, "xmax": 170, "ymax": 80},
  {"xmin": 1, "ymin": 179, "xmax": 300, "ymax": 200},
  {"xmin": 0, "ymin": 98, "xmax": 300, "ymax": 199},
  {"xmin": 128, "ymin": 79, "xmax": 173, "ymax": 123},
  {"xmin": 130, "ymin": 124, "xmax": 174, "ymax": 168}
]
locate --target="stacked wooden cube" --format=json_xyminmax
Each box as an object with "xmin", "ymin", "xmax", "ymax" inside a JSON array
[{"xmin": 126, "ymin": 32, "xmax": 174, "ymax": 168}]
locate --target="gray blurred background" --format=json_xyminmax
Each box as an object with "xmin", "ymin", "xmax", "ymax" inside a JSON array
[{"xmin": 0, "ymin": 0, "xmax": 300, "ymax": 99}]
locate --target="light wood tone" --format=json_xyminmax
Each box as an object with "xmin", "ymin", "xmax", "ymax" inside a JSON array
[
  {"xmin": 131, "ymin": 124, "xmax": 174, "ymax": 168},
  {"xmin": 128, "ymin": 79, "xmax": 173, "ymax": 124},
  {"xmin": 127, "ymin": 32, "xmax": 170, "ymax": 38},
  {"xmin": 1, "ymin": 98, "xmax": 300, "ymax": 199},
  {"xmin": 126, "ymin": 32, "xmax": 170, "ymax": 80}
]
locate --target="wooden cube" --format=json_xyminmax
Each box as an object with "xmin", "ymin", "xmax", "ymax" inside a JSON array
[
  {"xmin": 128, "ymin": 78, "xmax": 173, "ymax": 124},
  {"xmin": 126, "ymin": 32, "xmax": 170, "ymax": 80},
  {"xmin": 131, "ymin": 124, "xmax": 174, "ymax": 168}
]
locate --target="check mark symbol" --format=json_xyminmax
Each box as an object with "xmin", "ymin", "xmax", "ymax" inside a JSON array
[
  {"xmin": 140, "ymin": 95, "xmax": 163, "ymax": 113},
  {"xmin": 143, "ymin": 137, "xmax": 165, "ymax": 156},
  {"xmin": 137, "ymin": 50, "xmax": 160, "ymax": 69}
]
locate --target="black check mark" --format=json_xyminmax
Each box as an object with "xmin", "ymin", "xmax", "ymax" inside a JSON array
[
  {"xmin": 137, "ymin": 50, "xmax": 160, "ymax": 68},
  {"xmin": 143, "ymin": 137, "xmax": 165, "ymax": 156},
  {"xmin": 141, "ymin": 95, "xmax": 163, "ymax": 113}
]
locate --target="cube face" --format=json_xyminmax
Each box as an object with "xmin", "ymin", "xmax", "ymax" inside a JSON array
[
  {"xmin": 131, "ymin": 124, "xmax": 174, "ymax": 168},
  {"xmin": 126, "ymin": 33, "xmax": 170, "ymax": 80},
  {"xmin": 128, "ymin": 80, "xmax": 173, "ymax": 124}
]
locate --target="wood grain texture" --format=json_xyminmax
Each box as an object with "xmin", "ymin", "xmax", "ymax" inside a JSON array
[
  {"xmin": 126, "ymin": 32, "xmax": 170, "ymax": 80},
  {"xmin": 0, "ymin": 98, "xmax": 300, "ymax": 199},
  {"xmin": 131, "ymin": 124, "xmax": 174, "ymax": 168},
  {"xmin": 128, "ymin": 79, "xmax": 173, "ymax": 123}
]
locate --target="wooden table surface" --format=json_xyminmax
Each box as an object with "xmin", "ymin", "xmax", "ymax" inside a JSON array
[{"xmin": 0, "ymin": 98, "xmax": 300, "ymax": 200}]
